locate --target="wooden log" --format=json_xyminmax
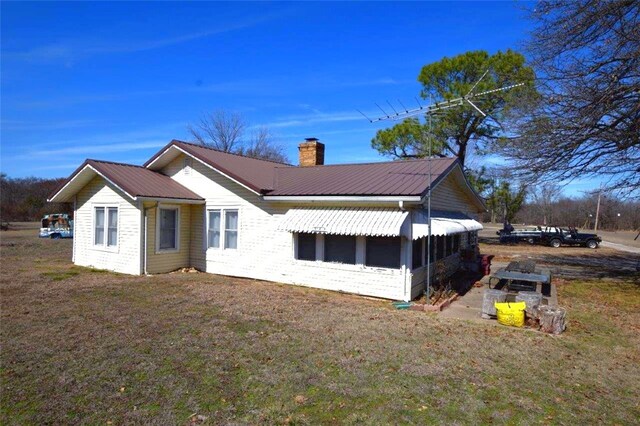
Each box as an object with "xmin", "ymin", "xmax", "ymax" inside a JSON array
[
  {"xmin": 515, "ymin": 291, "xmax": 543, "ymax": 320},
  {"xmin": 482, "ymin": 289, "xmax": 507, "ymax": 318},
  {"xmin": 538, "ymin": 306, "xmax": 566, "ymax": 334}
]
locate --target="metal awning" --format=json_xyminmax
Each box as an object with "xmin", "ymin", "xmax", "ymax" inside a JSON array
[
  {"xmin": 278, "ymin": 207, "xmax": 409, "ymax": 237},
  {"xmin": 412, "ymin": 210, "xmax": 483, "ymax": 239}
]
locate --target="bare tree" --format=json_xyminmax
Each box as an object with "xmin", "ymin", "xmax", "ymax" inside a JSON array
[
  {"xmin": 188, "ymin": 110, "xmax": 246, "ymax": 153},
  {"xmin": 498, "ymin": 1, "xmax": 640, "ymax": 197},
  {"xmin": 187, "ymin": 110, "xmax": 289, "ymax": 163},
  {"xmin": 239, "ymin": 126, "xmax": 288, "ymax": 163},
  {"xmin": 531, "ymin": 184, "xmax": 560, "ymax": 225}
]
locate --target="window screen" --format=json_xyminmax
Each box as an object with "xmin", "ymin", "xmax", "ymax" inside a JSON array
[
  {"xmin": 297, "ymin": 233, "xmax": 316, "ymax": 261},
  {"xmin": 207, "ymin": 210, "xmax": 221, "ymax": 248},
  {"xmin": 453, "ymin": 234, "xmax": 460, "ymax": 253},
  {"xmin": 446, "ymin": 235, "xmax": 453, "ymax": 257},
  {"xmin": 324, "ymin": 235, "xmax": 356, "ymax": 264},
  {"xmin": 366, "ymin": 237, "xmax": 401, "ymax": 269},
  {"xmin": 436, "ymin": 235, "xmax": 445, "ymax": 260},
  {"xmin": 428, "ymin": 236, "xmax": 436, "ymax": 263},
  {"xmin": 107, "ymin": 207, "xmax": 118, "ymax": 246},
  {"xmin": 412, "ymin": 238, "xmax": 423, "ymax": 269},
  {"xmin": 159, "ymin": 208, "xmax": 177, "ymax": 250},
  {"xmin": 224, "ymin": 210, "xmax": 238, "ymax": 249},
  {"xmin": 94, "ymin": 207, "xmax": 105, "ymax": 245}
]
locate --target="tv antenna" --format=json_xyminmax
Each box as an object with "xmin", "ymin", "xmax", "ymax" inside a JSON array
[
  {"xmin": 358, "ymin": 70, "xmax": 524, "ymax": 122},
  {"xmin": 361, "ymin": 70, "xmax": 524, "ymax": 301}
]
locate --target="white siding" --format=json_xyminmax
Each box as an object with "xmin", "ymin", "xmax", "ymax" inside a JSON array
[
  {"xmin": 431, "ymin": 169, "xmax": 481, "ymax": 216},
  {"xmin": 74, "ymin": 176, "xmax": 141, "ymax": 274},
  {"xmin": 145, "ymin": 203, "xmax": 191, "ymax": 274},
  {"xmin": 161, "ymin": 154, "xmax": 410, "ymax": 300},
  {"xmin": 190, "ymin": 206, "xmax": 206, "ymax": 271}
]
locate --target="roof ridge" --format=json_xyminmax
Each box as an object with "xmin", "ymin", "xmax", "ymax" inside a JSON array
[
  {"xmin": 172, "ymin": 139, "xmax": 293, "ymax": 166},
  {"xmin": 87, "ymin": 158, "xmax": 146, "ymax": 169},
  {"xmin": 274, "ymin": 156, "xmax": 456, "ymax": 169}
]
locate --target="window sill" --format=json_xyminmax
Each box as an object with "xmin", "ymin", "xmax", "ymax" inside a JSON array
[
  {"xmin": 91, "ymin": 245, "xmax": 119, "ymax": 253},
  {"xmin": 293, "ymin": 259, "xmax": 402, "ymax": 274},
  {"xmin": 156, "ymin": 248, "xmax": 179, "ymax": 254}
]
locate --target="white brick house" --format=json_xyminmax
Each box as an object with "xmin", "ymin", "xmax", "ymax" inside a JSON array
[{"xmin": 49, "ymin": 139, "xmax": 485, "ymax": 301}]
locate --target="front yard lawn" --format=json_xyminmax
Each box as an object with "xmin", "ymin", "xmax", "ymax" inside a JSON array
[{"xmin": 1, "ymin": 227, "xmax": 639, "ymax": 424}]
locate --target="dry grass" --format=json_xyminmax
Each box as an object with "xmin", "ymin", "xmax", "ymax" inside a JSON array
[{"xmin": 1, "ymin": 227, "xmax": 639, "ymax": 425}]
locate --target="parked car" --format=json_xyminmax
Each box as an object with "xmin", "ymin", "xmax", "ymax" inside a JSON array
[
  {"xmin": 39, "ymin": 213, "xmax": 73, "ymax": 239},
  {"xmin": 539, "ymin": 226, "xmax": 601, "ymax": 249}
]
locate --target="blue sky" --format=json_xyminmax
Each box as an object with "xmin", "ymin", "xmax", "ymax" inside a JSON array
[{"xmin": 1, "ymin": 1, "xmax": 595, "ymax": 195}]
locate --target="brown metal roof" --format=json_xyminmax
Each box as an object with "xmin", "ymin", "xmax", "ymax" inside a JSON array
[
  {"xmin": 145, "ymin": 140, "xmax": 459, "ymax": 197},
  {"xmin": 144, "ymin": 140, "xmax": 291, "ymax": 193},
  {"xmin": 50, "ymin": 159, "xmax": 203, "ymax": 201},
  {"xmin": 268, "ymin": 157, "xmax": 458, "ymax": 196}
]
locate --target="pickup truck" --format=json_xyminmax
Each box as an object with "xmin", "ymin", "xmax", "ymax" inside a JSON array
[{"xmin": 498, "ymin": 225, "xmax": 601, "ymax": 249}]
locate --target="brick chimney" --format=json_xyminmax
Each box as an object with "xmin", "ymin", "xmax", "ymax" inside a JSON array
[{"xmin": 298, "ymin": 138, "xmax": 325, "ymax": 167}]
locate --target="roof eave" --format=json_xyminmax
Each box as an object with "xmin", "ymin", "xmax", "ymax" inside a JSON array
[{"xmin": 47, "ymin": 162, "xmax": 135, "ymax": 203}]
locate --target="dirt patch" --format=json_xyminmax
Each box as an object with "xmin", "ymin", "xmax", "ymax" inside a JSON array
[{"xmin": 480, "ymin": 237, "xmax": 640, "ymax": 280}]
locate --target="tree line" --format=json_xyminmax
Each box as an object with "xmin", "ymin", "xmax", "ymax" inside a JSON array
[
  {"xmin": 509, "ymin": 192, "xmax": 640, "ymax": 232},
  {"xmin": 0, "ymin": 174, "xmax": 71, "ymax": 222}
]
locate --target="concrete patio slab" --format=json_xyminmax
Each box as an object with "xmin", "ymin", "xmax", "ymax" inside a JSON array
[{"xmin": 439, "ymin": 261, "xmax": 558, "ymax": 323}]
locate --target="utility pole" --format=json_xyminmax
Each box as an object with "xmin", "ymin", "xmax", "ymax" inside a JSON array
[{"xmin": 594, "ymin": 190, "xmax": 602, "ymax": 232}]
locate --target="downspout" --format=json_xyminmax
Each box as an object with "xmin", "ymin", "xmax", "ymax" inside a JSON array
[{"xmin": 72, "ymin": 195, "xmax": 77, "ymax": 263}]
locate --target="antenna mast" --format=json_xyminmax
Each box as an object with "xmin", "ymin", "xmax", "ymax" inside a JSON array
[{"xmin": 362, "ymin": 71, "xmax": 524, "ymax": 300}]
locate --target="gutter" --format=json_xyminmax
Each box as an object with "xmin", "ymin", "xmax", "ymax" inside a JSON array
[
  {"xmin": 262, "ymin": 195, "xmax": 422, "ymax": 203},
  {"xmin": 136, "ymin": 196, "xmax": 204, "ymax": 204}
]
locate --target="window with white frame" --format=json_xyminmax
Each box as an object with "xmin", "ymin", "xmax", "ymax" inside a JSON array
[
  {"xmin": 206, "ymin": 208, "xmax": 239, "ymax": 250},
  {"xmin": 94, "ymin": 206, "xmax": 118, "ymax": 248},
  {"xmin": 158, "ymin": 207, "xmax": 179, "ymax": 251}
]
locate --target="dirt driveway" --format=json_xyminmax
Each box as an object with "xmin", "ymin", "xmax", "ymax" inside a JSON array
[{"xmin": 479, "ymin": 231, "xmax": 640, "ymax": 280}]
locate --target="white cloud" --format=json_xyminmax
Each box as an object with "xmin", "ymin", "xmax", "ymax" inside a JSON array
[
  {"xmin": 268, "ymin": 111, "xmax": 365, "ymax": 129},
  {"xmin": 9, "ymin": 140, "xmax": 167, "ymax": 160},
  {"xmin": 1, "ymin": 119, "xmax": 99, "ymax": 131},
  {"xmin": 5, "ymin": 15, "xmax": 278, "ymax": 64}
]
